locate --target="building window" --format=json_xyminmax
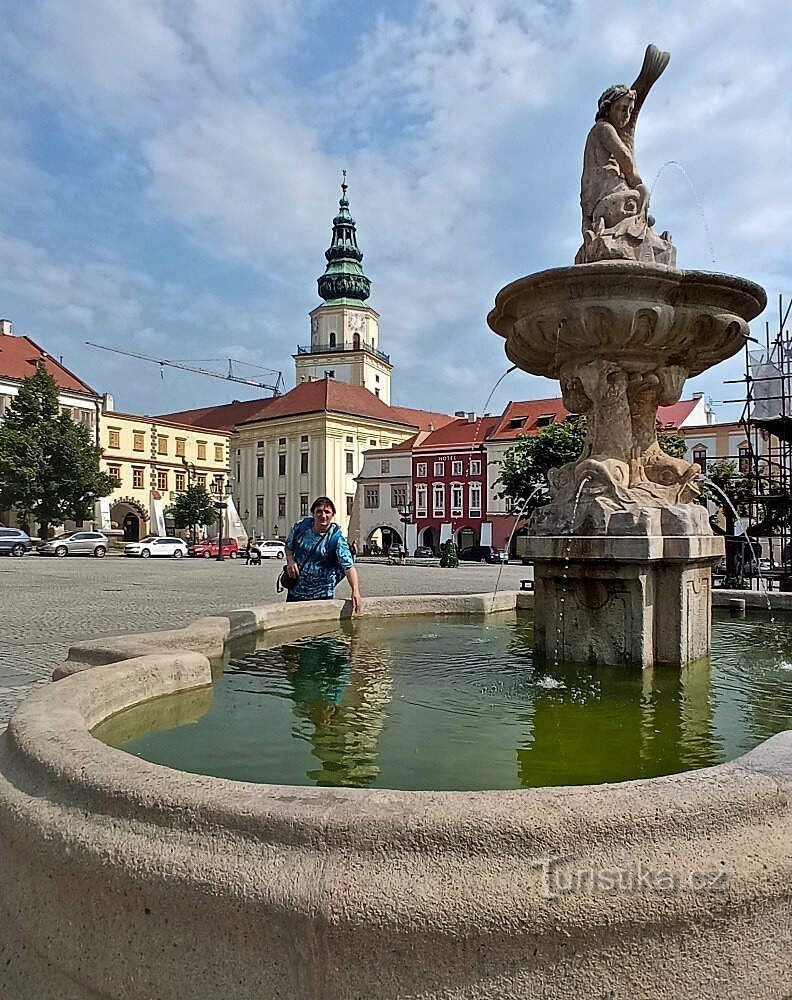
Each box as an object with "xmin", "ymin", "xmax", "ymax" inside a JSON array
[
  {"xmin": 369, "ymin": 439, "xmax": 377, "ymax": 446},
  {"xmin": 415, "ymin": 484, "xmax": 427, "ymax": 516},
  {"xmin": 197, "ymin": 474, "xmax": 207, "ymax": 488},
  {"xmin": 300, "ymin": 495, "xmax": 309, "ymax": 516},
  {"xmin": 346, "ymin": 435, "xmax": 353, "ymax": 443},
  {"xmin": 133, "ymin": 430, "xmax": 145, "ymax": 452},
  {"xmin": 278, "ymin": 454, "xmax": 286, "ymax": 476},
  {"xmin": 175, "ymin": 438, "xmax": 186, "ymax": 457},
  {"xmin": 157, "ymin": 470, "xmax": 168, "ymax": 491},
  {"xmin": 450, "ymin": 483, "xmax": 463, "ymax": 515},
  {"xmin": 214, "ymin": 444, "xmax": 224, "ymax": 462},
  {"xmin": 469, "ymin": 482, "xmax": 482, "ymax": 516},
  {"xmin": 380, "ymin": 459, "xmax": 390, "ymax": 473},
  {"xmin": 278, "ymin": 437, "xmax": 286, "ymax": 446},
  {"xmin": 133, "ymin": 467, "xmax": 145, "ymax": 489},
  {"xmin": 329, "ymin": 332, "xmax": 336, "ymax": 347},
  {"xmin": 391, "ymin": 485, "xmax": 408, "ymax": 508},
  {"xmin": 108, "ymin": 465, "xmax": 121, "ymax": 486},
  {"xmin": 257, "ymin": 440, "xmax": 264, "ymax": 448},
  {"xmin": 505, "ymin": 495, "xmax": 513, "ymax": 513},
  {"xmin": 300, "ymin": 452, "xmax": 309, "ymax": 474},
  {"xmin": 197, "ymin": 441, "xmax": 207, "ymax": 460},
  {"xmin": 278, "ymin": 496, "xmax": 286, "ymax": 517},
  {"xmin": 300, "ymin": 434, "xmax": 308, "ymax": 443},
  {"xmin": 738, "ymin": 445, "xmax": 750, "ymax": 474},
  {"xmin": 537, "ymin": 414, "xmax": 555, "ymax": 427},
  {"xmin": 452, "ymin": 461, "xmax": 463, "ymax": 476},
  {"xmin": 175, "ymin": 471, "xmax": 185, "ymax": 491},
  {"xmin": 108, "ymin": 428, "xmax": 121, "ymax": 449},
  {"xmin": 345, "ymin": 452, "xmax": 354, "ymax": 474},
  {"xmin": 692, "ymin": 447, "xmax": 707, "ymax": 473},
  {"xmin": 364, "ymin": 486, "xmax": 379, "ymax": 509},
  {"xmin": 416, "ymin": 462, "xmax": 427, "ymax": 478},
  {"xmin": 433, "ymin": 461, "xmax": 444, "ymax": 476},
  {"xmin": 256, "ymin": 496, "xmax": 264, "ymax": 518},
  {"xmin": 157, "ymin": 435, "xmax": 168, "ymax": 455},
  {"xmin": 433, "ymin": 483, "xmax": 445, "ymax": 516},
  {"xmin": 470, "ymin": 459, "xmax": 481, "ymax": 476},
  {"xmin": 346, "ymin": 495, "xmax": 354, "ymax": 516},
  {"xmin": 256, "ymin": 456, "xmax": 265, "ymax": 478}
]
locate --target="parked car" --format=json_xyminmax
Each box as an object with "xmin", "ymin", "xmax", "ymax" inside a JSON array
[
  {"xmin": 257, "ymin": 539, "xmax": 286, "ymax": 560},
  {"xmin": 387, "ymin": 544, "xmax": 405, "ymax": 558},
  {"xmin": 413, "ymin": 545, "xmax": 434, "ymax": 558},
  {"xmin": 188, "ymin": 536, "xmax": 239, "ymax": 559},
  {"xmin": 38, "ymin": 531, "xmax": 108, "ymax": 558},
  {"xmin": 0, "ymin": 527, "xmax": 32, "ymax": 557},
  {"xmin": 124, "ymin": 536, "xmax": 188, "ymax": 559},
  {"xmin": 458, "ymin": 544, "xmax": 508, "ymax": 564}
]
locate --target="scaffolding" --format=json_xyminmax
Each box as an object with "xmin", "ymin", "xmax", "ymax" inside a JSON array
[{"xmin": 730, "ymin": 294, "xmax": 792, "ymax": 589}]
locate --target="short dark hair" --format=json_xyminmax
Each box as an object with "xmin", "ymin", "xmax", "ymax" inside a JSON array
[{"xmin": 311, "ymin": 496, "xmax": 336, "ymax": 514}]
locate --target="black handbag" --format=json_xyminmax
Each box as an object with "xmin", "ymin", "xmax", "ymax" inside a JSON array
[{"xmin": 276, "ymin": 530, "xmax": 326, "ymax": 594}]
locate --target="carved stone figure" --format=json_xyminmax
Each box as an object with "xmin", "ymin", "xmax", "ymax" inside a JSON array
[{"xmin": 576, "ymin": 45, "xmax": 676, "ymax": 266}]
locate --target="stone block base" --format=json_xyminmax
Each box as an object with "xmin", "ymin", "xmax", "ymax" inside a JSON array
[{"xmin": 526, "ymin": 534, "xmax": 724, "ymax": 668}]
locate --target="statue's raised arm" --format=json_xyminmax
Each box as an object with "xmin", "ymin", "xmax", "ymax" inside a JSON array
[
  {"xmin": 575, "ymin": 43, "xmax": 676, "ymax": 266},
  {"xmin": 621, "ymin": 44, "xmax": 670, "ymax": 154}
]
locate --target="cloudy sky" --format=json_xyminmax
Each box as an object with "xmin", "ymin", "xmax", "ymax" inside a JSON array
[{"xmin": 1, "ymin": 0, "xmax": 789, "ymax": 421}]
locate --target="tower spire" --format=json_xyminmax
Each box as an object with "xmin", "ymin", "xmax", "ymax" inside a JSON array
[{"xmin": 317, "ymin": 172, "xmax": 371, "ymax": 303}]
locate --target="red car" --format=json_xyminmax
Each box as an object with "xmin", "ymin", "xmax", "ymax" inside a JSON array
[{"xmin": 188, "ymin": 537, "xmax": 239, "ymax": 559}]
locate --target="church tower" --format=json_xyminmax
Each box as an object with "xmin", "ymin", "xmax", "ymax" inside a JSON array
[{"xmin": 294, "ymin": 174, "xmax": 393, "ymax": 403}]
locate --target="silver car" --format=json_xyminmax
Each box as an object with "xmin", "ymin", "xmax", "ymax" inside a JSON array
[
  {"xmin": 0, "ymin": 527, "xmax": 33, "ymax": 557},
  {"xmin": 38, "ymin": 531, "xmax": 109, "ymax": 558}
]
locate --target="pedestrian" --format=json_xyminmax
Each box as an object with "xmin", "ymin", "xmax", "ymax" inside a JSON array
[
  {"xmin": 282, "ymin": 497, "xmax": 362, "ymax": 611},
  {"xmin": 350, "ymin": 539, "xmax": 358, "ymax": 559}
]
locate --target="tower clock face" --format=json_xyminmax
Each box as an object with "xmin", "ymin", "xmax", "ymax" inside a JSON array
[{"xmin": 348, "ymin": 313, "xmax": 365, "ymax": 334}]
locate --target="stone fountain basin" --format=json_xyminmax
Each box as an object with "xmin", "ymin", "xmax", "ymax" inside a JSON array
[
  {"xmin": 487, "ymin": 263, "xmax": 767, "ymax": 379},
  {"xmin": 0, "ymin": 592, "xmax": 790, "ymax": 1000}
]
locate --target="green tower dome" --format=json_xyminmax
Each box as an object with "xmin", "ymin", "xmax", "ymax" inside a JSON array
[{"xmin": 317, "ymin": 173, "xmax": 371, "ymax": 303}]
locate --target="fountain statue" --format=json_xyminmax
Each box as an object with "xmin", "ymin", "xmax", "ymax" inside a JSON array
[{"xmin": 488, "ymin": 44, "xmax": 767, "ymax": 668}]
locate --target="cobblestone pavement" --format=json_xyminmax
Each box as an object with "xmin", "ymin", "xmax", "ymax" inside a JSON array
[{"xmin": 0, "ymin": 554, "xmax": 530, "ymax": 725}]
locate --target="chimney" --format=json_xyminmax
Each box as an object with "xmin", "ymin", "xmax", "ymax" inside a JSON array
[
  {"xmin": 454, "ymin": 410, "xmax": 466, "ymax": 417},
  {"xmin": 467, "ymin": 412, "xmax": 476, "ymax": 423},
  {"xmin": 0, "ymin": 319, "xmax": 12, "ymax": 336},
  {"xmin": 102, "ymin": 392, "xmax": 114, "ymax": 413}
]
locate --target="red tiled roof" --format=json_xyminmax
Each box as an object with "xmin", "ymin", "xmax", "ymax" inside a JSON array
[
  {"xmin": 655, "ymin": 398, "xmax": 701, "ymax": 429},
  {"xmin": 154, "ymin": 397, "xmax": 276, "ymax": 432},
  {"xmin": 489, "ymin": 396, "xmax": 699, "ymax": 440},
  {"xmin": 387, "ymin": 406, "xmax": 456, "ymax": 432},
  {"xmin": 490, "ymin": 398, "xmax": 570, "ymax": 440},
  {"xmin": 0, "ymin": 334, "xmax": 97, "ymax": 395},
  {"xmin": 414, "ymin": 415, "xmax": 501, "ymax": 450}
]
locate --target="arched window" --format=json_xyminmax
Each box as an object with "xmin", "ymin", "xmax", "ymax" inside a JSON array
[
  {"xmin": 329, "ymin": 331, "xmax": 336, "ymax": 348},
  {"xmin": 353, "ymin": 332, "xmax": 360, "ymax": 349},
  {"xmin": 692, "ymin": 446, "xmax": 707, "ymax": 473}
]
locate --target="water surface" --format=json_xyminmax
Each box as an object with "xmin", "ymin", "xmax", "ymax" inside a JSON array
[{"xmin": 94, "ymin": 611, "xmax": 792, "ymax": 790}]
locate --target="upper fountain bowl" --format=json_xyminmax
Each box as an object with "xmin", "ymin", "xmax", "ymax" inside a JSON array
[{"xmin": 487, "ymin": 263, "xmax": 767, "ymax": 380}]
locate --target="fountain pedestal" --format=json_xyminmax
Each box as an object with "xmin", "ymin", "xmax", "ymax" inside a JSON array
[
  {"xmin": 489, "ymin": 263, "xmax": 766, "ymax": 668},
  {"xmin": 527, "ymin": 533, "xmax": 721, "ymax": 667}
]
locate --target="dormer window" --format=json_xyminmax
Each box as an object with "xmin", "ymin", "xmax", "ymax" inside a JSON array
[
  {"xmin": 537, "ymin": 414, "xmax": 555, "ymax": 427},
  {"xmin": 509, "ymin": 417, "xmax": 526, "ymax": 429}
]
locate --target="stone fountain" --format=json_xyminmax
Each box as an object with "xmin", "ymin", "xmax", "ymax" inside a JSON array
[{"xmin": 488, "ymin": 44, "xmax": 766, "ymax": 668}]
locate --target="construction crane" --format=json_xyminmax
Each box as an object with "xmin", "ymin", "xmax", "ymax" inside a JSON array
[{"xmin": 86, "ymin": 341, "xmax": 285, "ymax": 395}]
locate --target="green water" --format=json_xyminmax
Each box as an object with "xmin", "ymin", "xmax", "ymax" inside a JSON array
[{"xmin": 94, "ymin": 611, "xmax": 792, "ymax": 790}]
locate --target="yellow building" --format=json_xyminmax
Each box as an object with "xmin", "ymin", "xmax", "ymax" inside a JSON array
[{"xmin": 98, "ymin": 396, "xmax": 231, "ymax": 541}]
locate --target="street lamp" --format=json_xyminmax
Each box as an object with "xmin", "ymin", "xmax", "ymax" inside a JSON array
[
  {"xmin": 213, "ymin": 479, "xmax": 233, "ymax": 562},
  {"xmin": 398, "ymin": 500, "xmax": 413, "ymax": 556}
]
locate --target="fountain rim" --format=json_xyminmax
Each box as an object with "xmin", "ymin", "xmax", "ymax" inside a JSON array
[
  {"xmin": 487, "ymin": 261, "xmax": 768, "ymax": 338},
  {"xmin": 3, "ymin": 591, "xmax": 791, "ymax": 832}
]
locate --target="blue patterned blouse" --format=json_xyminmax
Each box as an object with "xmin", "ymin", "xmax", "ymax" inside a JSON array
[{"xmin": 285, "ymin": 518, "xmax": 354, "ymax": 600}]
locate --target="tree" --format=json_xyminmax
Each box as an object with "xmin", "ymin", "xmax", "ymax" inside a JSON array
[
  {"xmin": 166, "ymin": 483, "xmax": 218, "ymax": 542},
  {"xmin": 0, "ymin": 363, "xmax": 114, "ymax": 539},
  {"xmin": 498, "ymin": 415, "xmax": 692, "ymax": 514},
  {"xmin": 699, "ymin": 458, "xmax": 752, "ymax": 532}
]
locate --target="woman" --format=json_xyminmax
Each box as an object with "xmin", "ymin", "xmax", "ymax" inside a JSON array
[{"xmin": 283, "ymin": 496, "xmax": 362, "ymax": 611}]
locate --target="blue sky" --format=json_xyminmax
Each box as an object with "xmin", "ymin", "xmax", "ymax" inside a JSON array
[{"xmin": 1, "ymin": 0, "xmax": 790, "ymax": 421}]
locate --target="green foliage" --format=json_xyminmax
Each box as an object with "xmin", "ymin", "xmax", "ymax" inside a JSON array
[
  {"xmin": 699, "ymin": 458, "xmax": 753, "ymax": 531},
  {"xmin": 439, "ymin": 539, "xmax": 459, "ymax": 568},
  {"xmin": 0, "ymin": 363, "xmax": 113, "ymax": 538},
  {"xmin": 657, "ymin": 429, "xmax": 687, "ymax": 459},
  {"xmin": 167, "ymin": 483, "xmax": 218, "ymax": 538},
  {"xmin": 497, "ymin": 415, "xmax": 587, "ymax": 513}
]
